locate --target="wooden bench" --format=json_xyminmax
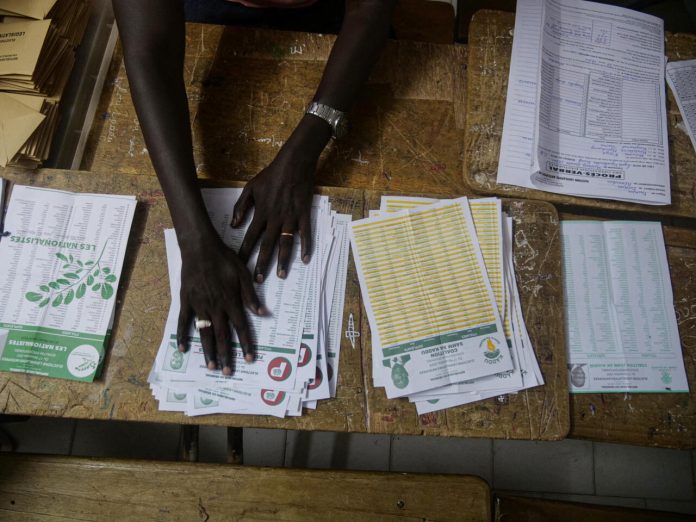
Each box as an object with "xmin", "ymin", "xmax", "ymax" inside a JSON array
[
  {"xmin": 495, "ymin": 495, "xmax": 693, "ymax": 521},
  {"xmin": 0, "ymin": 454, "xmax": 491, "ymax": 521}
]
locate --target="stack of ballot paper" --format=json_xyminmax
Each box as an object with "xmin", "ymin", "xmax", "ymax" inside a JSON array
[
  {"xmin": 0, "ymin": 184, "xmax": 136, "ymax": 381},
  {"xmin": 0, "ymin": 0, "xmax": 90, "ymax": 167},
  {"xmin": 498, "ymin": 0, "xmax": 670, "ymax": 205},
  {"xmin": 350, "ymin": 196, "xmax": 544, "ymax": 414},
  {"xmin": 149, "ymin": 188, "xmax": 351, "ymax": 417}
]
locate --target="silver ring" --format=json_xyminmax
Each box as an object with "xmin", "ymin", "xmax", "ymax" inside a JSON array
[
  {"xmin": 280, "ymin": 232, "xmax": 293, "ymax": 237},
  {"xmin": 195, "ymin": 319, "xmax": 212, "ymax": 330}
]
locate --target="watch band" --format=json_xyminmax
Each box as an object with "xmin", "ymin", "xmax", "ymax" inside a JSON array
[{"xmin": 306, "ymin": 102, "xmax": 349, "ymax": 139}]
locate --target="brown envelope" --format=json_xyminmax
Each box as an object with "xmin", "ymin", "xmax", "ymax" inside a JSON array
[
  {"xmin": 0, "ymin": 19, "xmax": 51, "ymax": 77},
  {"xmin": 0, "ymin": 0, "xmax": 57, "ymax": 20},
  {"xmin": 0, "ymin": 92, "xmax": 45, "ymax": 166}
]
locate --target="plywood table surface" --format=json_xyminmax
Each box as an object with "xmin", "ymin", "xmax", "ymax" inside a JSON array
[
  {"xmin": 83, "ymin": 25, "xmax": 468, "ymax": 196},
  {"xmin": 465, "ymin": 10, "xmax": 696, "ymax": 219},
  {"xmin": 0, "ymin": 168, "xmax": 568, "ymax": 440},
  {"xmin": 566, "ymin": 219, "xmax": 696, "ymax": 449},
  {"xmin": 0, "ymin": 454, "xmax": 491, "ymax": 521}
]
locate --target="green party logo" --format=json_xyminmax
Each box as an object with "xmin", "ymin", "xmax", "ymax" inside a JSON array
[
  {"xmin": 24, "ymin": 244, "xmax": 118, "ymax": 308},
  {"xmin": 661, "ymin": 369, "xmax": 673, "ymax": 385},
  {"xmin": 383, "ymin": 355, "xmax": 411, "ymax": 389},
  {"xmin": 481, "ymin": 337, "xmax": 503, "ymax": 364}
]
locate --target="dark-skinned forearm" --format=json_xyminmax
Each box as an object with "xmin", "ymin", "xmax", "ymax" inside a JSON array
[
  {"xmin": 112, "ymin": 0, "xmax": 216, "ymax": 247},
  {"xmin": 285, "ymin": 0, "xmax": 397, "ymax": 156}
]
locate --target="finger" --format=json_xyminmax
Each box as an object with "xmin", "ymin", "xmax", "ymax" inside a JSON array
[
  {"xmin": 176, "ymin": 297, "xmax": 193, "ymax": 353},
  {"xmin": 299, "ymin": 210, "xmax": 313, "ymax": 264},
  {"xmin": 277, "ymin": 225, "xmax": 296, "ymax": 279},
  {"xmin": 254, "ymin": 224, "xmax": 280, "ymax": 283},
  {"xmin": 239, "ymin": 216, "xmax": 265, "ymax": 263},
  {"xmin": 228, "ymin": 298, "xmax": 254, "ymax": 363},
  {"xmin": 198, "ymin": 316, "xmax": 217, "ymax": 370},
  {"xmin": 213, "ymin": 312, "xmax": 233, "ymax": 376},
  {"xmin": 231, "ymin": 186, "xmax": 254, "ymax": 227},
  {"xmin": 238, "ymin": 266, "xmax": 267, "ymax": 315}
]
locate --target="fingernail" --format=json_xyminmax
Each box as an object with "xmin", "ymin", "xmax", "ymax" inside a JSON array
[
  {"xmin": 245, "ymin": 353, "xmax": 254, "ymax": 363},
  {"xmin": 257, "ymin": 305, "xmax": 270, "ymax": 316},
  {"xmin": 278, "ymin": 269, "xmax": 287, "ymax": 279},
  {"xmin": 255, "ymin": 273, "xmax": 264, "ymax": 284},
  {"xmin": 303, "ymin": 255, "xmax": 310, "ymax": 264},
  {"xmin": 207, "ymin": 360, "xmax": 216, "ymax": 370},
  {"xmin": 178, "ymin": 343, "xmax": 186, "ymax": 353},
  {"xmin": 223, "ymin": 366, "xmax": 232, "ymax": 376}
]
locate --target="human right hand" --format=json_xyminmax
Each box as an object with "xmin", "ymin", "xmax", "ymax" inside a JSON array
[{"xmin": 176, "ymin": 234, "xmax": 266, "ymax": 376}]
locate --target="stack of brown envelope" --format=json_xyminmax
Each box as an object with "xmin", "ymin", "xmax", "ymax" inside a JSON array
[{"xmin": 0, "ymin": 0, "xmax": 89, "ymax": 167}]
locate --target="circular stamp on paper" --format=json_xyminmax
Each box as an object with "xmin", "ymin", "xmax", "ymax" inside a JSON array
[{"xmin": 66, "ymin": 344, "xmax": 100, "ymax": 378}]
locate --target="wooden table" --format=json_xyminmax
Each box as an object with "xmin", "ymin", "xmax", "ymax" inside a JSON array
[
  {"xmin": 464, "ymin": 10, "xmax": 696, "ymax": 219},
  {"xmin": 0, "ymin": 167, "xmax": 568, "ymax": 440},
  {"xmin": 0, "ymin": 454, "xmax": 491, "ymax": 521},
  {"xmin": 83, "ymin": 25, "xmax": 469, "ymax": 196}
]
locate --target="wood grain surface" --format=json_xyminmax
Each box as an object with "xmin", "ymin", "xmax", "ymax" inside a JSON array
[
  {"xmin": 0, "ymin": 168, "xmax": 568, "ymax": 440},
  {"xmin": 0, "ymin": 454, "xmax": 491, "ymax": 521},
  {"xmin": 565, "ymin": 219, "xmax": 696, "ymax": 449},
  {"xmin": 82, "ymin": 25, "xmax": 468, "ymax": 196},
  {"xmin": 464, "ymin": 10, "xmax": 696, "ymax": 219},
  {"xmin": 495, "ymin": 495, "xmax": 692, "ymax": 522}
]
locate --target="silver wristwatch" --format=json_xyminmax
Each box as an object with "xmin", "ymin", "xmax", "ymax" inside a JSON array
[{"xmin": 306, "ymin": 102, "xmax": 349, "ymax": 139}]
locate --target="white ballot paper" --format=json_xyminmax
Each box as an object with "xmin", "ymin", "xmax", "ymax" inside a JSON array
[
  {"xmin": 350, "ymin": 198, "xmax": 513, "ymax": 400},
  {"xmin": 666, "ymin": 59, "xmax": 696, "ymax": 154},
  {"xmin": 498, "ymin": 0, "xmax": 670, "ymax": 204},
  {"xmin": 149, "ymin": 188, "xmax": 351, "ymax": 417},
  {"xmin": 0, "ymin": 185, "xmax": 136, "ymax": 381},
  {"xmin": 561, "ymin": 220, "xmax": 687, "ymax": 393},
  {"xmin": 375, "ymin": 196, "xmax": 544, "ymax": 413}
]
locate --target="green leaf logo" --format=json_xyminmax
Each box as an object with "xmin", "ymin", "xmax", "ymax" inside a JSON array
[{"xmin": 24, "ymin": 244, "xmax": 120, "ymax": 308}]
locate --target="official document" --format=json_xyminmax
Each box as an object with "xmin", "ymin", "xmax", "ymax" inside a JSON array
[
  {"xmin": 499, "ymin": 0, "xmax": 670, "ymax": 204},
  {"xmin": 561, "ymin": 221, "xmax": 687, "ymax": 393},
  {"xmin": 666, "ymin": 59, "xmax": 696, "ymax": 153},
  {"xmin": 350, "ymin": 199, "xmax": 512, "ymax": 399},
  {"xmin": 0, "ymin": 185, "xmax": 136, "ymax": 381}
]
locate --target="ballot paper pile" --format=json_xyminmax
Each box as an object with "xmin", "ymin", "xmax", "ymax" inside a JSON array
[
  {"xmin": 149, "ymin": 188, "xmax": 351, "ymax": 417},
  {"xmin": 0, "ymin": 0, "xmax": 90, "ymax": 167},
  {"xmin": 0, "ymin": 184, "xmax": 136, "ymax": 382},
  {"xmin": 350, "ymin": 196, "xmax": 544, "ymax": 414}
]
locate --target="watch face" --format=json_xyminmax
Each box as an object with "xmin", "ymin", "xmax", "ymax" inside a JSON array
[{"xmin": 335, "ymin": 118, "xmax": 349, "ymax": 139}]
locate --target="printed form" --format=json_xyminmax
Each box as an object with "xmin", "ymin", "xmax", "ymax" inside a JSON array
[
  {"xmin": 666, "ymin": 59, "xmax": 696, "ymax": 153},
  {"xmin": 0, "ymin": 185, "xmax": 136, "ymax": 381},
  {"xmin": 499, "ymin": 0, "xmax": 670, "ymax": 204},
  {"xmin": 350, "ymin": 199, "xmax": 512, "ymax": 399},
  {"xmin": 561, "ymin": 221, "xmax": 687, "ymax": 393}
]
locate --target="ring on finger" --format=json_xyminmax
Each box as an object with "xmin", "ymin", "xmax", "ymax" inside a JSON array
[
  {"xmin": 280, "ymin": 232, "xmax": 294, "ymax": 238},
  {"xmin": 195, "ymin": 318, "xmax": 212, "ymax": 330}
]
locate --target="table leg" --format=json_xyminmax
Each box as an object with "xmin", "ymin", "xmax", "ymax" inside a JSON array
[
  {"xmin": 227, "ymin": 427, "xmax": 244, "ymax": 464},
  {"xmin": 179, "ymin": 425, "xmax": 199, "ymax": 462}
]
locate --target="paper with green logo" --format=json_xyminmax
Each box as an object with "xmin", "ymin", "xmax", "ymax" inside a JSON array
[{"xmin": 0, "ymin": 185, "xmax": 136, "ymax": 381}]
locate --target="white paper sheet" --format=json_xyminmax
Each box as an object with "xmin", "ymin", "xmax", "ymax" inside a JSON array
[
  {"xmin": 666, "ymin": 59, "xmax": 696, "ymax": 153},
  {"xmin": 561, "ymin": 220, "xmax": 687, "ymax": 393}
]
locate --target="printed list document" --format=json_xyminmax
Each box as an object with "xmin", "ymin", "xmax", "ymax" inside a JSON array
[
  {"xmin": 0, "ymin": 185, "xmax": 136, "ymax": 381},
  {"xmin": 149, "ymin": 188, "xmax": 351, "ymax": 417},
  {"xmin": 350, "ymin": 199, "xmax": 512, "ymax": 399},
  {"xmin": 498, "ymin": 0, "xmax": 670, "ymax": 205},
  {"xmin": 666, "ymin": 59, "xmax": 696, "ymax": 154},
  {"xmin": 561, "ymin": 221, "xmax": 687, "ymax": 393}
]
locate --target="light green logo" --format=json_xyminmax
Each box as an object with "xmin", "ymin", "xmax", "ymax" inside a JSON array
[
  {"xmin": 384, "ymin": 355, "xmax": 411, "ymax": 389},
  {"xmin": 661, "ymin": 369, "xmax": 673, "ymax": 385},
  {"xmin": 164, "ymin": 342, "xmax": 190, "ymax": 373},
  {"xmin": 24, "ymin": 245, "xmax": 118, "ymax": 308}
]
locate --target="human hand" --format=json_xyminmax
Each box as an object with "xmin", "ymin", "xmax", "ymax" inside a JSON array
[
  {"xmin": 177, "ymin": 235, "xmax": 266, "ymax": 375},
  {"xmin": 231, "ymin": 144, "xmax": 318, "ymax": 283}
]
